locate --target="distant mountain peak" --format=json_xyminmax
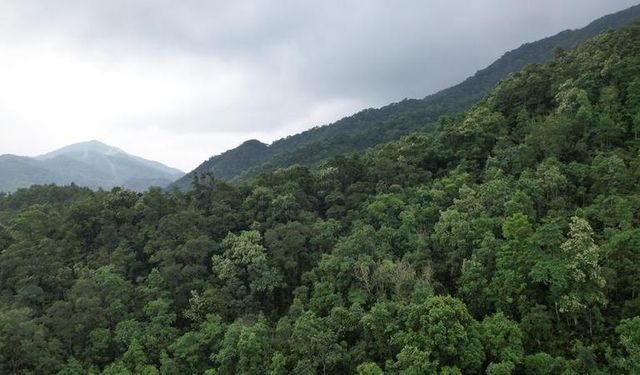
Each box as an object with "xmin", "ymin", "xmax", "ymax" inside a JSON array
[
  {"xmin": 37, "ymin": 140, "xmax": 126, "ymax": 160},
  {"xmin": 86, "ymin": 139, "xmax": 111, "ymax": 147},
  {"xmin": 1, "ymin": 140, "xmax": 184, "ymax": 192}
]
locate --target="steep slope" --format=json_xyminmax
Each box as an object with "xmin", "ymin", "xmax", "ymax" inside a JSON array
[
  {"xmin": 175, "ymin": 3, "xmax": 640, "ymax": 189},
  {"xmin": 0, "ymin": 140, "xmax": 184, "ymax": 192}
]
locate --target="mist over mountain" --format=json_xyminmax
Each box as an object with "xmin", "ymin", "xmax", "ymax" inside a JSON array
[{"xmin": 0, "ymin": 140, "xmax": 183, "ymax": 192}]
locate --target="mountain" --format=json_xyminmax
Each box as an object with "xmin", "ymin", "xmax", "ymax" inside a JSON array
[
  {"xmin": 174, "ymin": 3, "xmax": 640, "ymax": 189},
  {"xmin": 0, "ymin": 140, "xmax": 184, "ymax": 192}
]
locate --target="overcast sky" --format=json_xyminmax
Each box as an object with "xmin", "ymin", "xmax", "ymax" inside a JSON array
[{"xmin": 0, "ymin": 0, "xmax": 638, "ymax": 171}]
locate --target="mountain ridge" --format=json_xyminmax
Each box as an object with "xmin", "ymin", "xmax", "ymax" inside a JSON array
[{"xmin": 174, "ymin": 3, "xmax": 640, "ymax": 189}]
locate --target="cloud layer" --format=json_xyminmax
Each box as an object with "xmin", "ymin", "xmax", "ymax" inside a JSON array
[{"xmin": 0, "ymin": 0, "xmax": 637, "ymax": 171}]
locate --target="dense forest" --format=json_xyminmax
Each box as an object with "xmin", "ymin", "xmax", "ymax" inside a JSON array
[
  {"xmin": 2, "ymin": 23, "xmax": 640, "ymax": 375},
  {"xmin": 173, "ymin": 4, "xmax": 640, "ymax": 187}
]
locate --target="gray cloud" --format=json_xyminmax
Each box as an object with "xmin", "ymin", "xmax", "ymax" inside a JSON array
[{"xmin": 0, "ymin": 0, "xmax": 638, "ymax": 170}]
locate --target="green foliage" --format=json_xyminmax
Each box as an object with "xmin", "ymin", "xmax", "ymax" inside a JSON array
[
  {"xmin": 3, "ymin": 20, "xmax": 640, "ymax": 375},
  {"xmin": 615, "ymin": 317, "xmax": 640, "ymax": 373},
  {"xmin": 480, "ymin": 312, "xmax": 524, "ymax": 365},
  {"xmin": 398, "ymin": 296, "xmax": 484, "ymax": 372}
]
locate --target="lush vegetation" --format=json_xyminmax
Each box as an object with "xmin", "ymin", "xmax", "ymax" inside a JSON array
[
  {"xmin": 3, "ymin": 21, "xmax": 640, "ymax": 375},
  {"xmin": 174, "ymin": 4, "xmax": 640, "ymax": 187}
]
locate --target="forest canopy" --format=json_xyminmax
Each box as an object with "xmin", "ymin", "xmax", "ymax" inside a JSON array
[{"xmin": 2, "ymin": 24, "xmax": 640, "ymax": 374}]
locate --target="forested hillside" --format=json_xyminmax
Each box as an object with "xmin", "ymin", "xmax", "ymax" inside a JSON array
[
  {"xmin": 2, "ymin": 22, "xmax": 640, "ymax": 375},
  {"xmin": 174, "ymin": 4, "xmax": 640, "ymax": 187}
]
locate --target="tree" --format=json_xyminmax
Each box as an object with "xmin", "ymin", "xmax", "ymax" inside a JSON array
[
  {"xmin": 170, "ymin": 314, "xmax": 225, "ymax": 373},
  {"xmin": 264, "ymin": 221, "xmax": 312, "ymax": 290},
  {"xmin": 357, "ymin": 362, "xmax": 384, "ymax": 375},
  {"xmin": 614, "ymin": 317, "xmax": 640, "ymax": 373},
  {"xmin": 56, "ymin": 357, "xmax": 86, "ymax": 375},
  {"xmin": 387, "ymin": 345, "xmax": 436, "ymax": 374},
  {"xmin": 489, "ymin": 213, "xmax": 535, "ymax": 317},
  {"xmin": 211, "ymin": 230, "xmax": 282, "ymax": 311},
  {"xmin": 480, "ymin": 312, "xmax": 524, "ymax": 368},
  {"xmin": 214, "ymin": 318, "xmax": 272, "ymax": 375},
  {"xmin": 400, "ymin": 296, "xmax": 484, "ymax": 372},
  {"xmin": 290, "ymin": 311, "xmax": 342, "ymax": 375},
  {"xmin": 0, "ymin": 307, "xmax": 62, "ymax": 374},
  {"xmin": 557, "ymin": 217, "xmax": 606, "ymax": 322}
]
